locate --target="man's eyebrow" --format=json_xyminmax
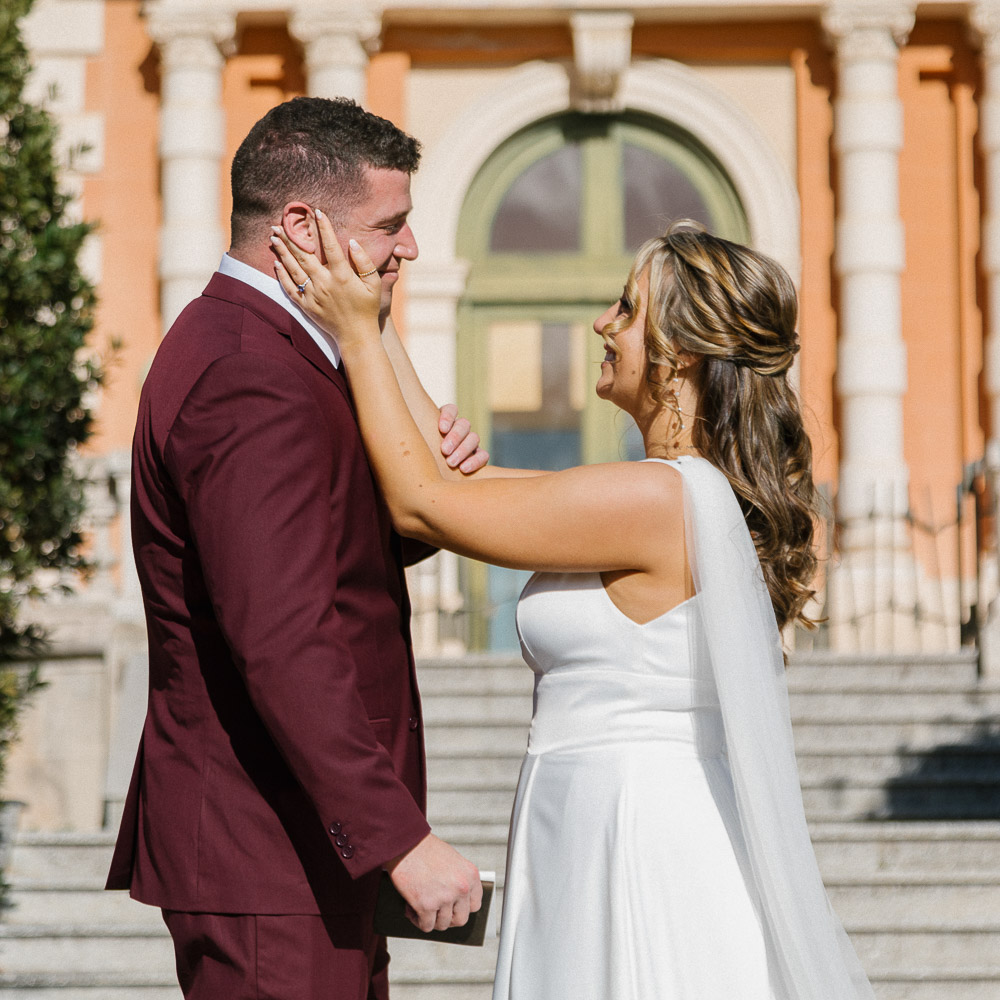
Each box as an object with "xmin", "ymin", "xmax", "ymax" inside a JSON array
[{"xmin": 370, "ymin": 209, "xmax": 410, "ymax": 227}]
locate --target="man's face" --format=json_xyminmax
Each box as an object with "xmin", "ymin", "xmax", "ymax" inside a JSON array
[{"xmin": 336, "ymin": 167, "xmax": 418, "ymax": 320}]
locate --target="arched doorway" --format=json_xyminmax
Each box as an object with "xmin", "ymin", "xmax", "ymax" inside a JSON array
[{"xmin": 456, "ymin": 112, "xmax": 748, "ymax": 648}]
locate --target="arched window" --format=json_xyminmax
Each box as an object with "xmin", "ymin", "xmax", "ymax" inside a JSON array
[{"xmin": 457, "ymin": 112, "xmax": 748, "ymax": 649}]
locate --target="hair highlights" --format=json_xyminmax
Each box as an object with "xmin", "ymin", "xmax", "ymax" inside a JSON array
[{"xmin": 614, "ymin": 222, "xmax": 819, "ymax": 631}]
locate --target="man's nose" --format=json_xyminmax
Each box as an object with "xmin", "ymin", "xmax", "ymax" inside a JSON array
[{"xmin": 394, "ymin": 224, "xmax": 418, "ymax": 261}]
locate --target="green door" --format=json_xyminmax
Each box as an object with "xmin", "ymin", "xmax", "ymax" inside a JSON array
[{"xmin": 456, "ymin": 112, "xmax": 747, "ymax": 649}]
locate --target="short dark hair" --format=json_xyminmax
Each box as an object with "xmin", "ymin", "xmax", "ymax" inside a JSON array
[{"xmin": 230, "ymin": 96, "xmax": 421, "ymax": 247}]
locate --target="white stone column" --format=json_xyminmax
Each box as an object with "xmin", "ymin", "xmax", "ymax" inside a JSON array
[
  {"xmin": 823, "ymin": 1, "xmax": 916, "ymax": 649},
  {"xmin": 404, "ymin": 261, "xmax": 471, "ymax": 654},
  {"xmin": 289, "ymin": 4, "xmax": 383, "ymax": 104},
  {"xmin": 973, "ymin": 5, "xmax": 1000, "ymax": 453},
  {"xmin": 970, "ymin": 3, "xmax": 1000, "ymax": 673},
  {"xmin": 145, "ymin": 5, "xmax": 235, "ymax": 333}
]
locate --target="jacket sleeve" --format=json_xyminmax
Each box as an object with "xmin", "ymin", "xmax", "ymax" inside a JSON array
[{"xmin": 166, "ymin": 351, "xmax": 430, "ymax": 878}]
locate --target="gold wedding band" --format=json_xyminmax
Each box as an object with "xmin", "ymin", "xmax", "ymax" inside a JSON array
[{"xmin": 357, "ymin": 268, "xmax": 379, "ymax": 278}]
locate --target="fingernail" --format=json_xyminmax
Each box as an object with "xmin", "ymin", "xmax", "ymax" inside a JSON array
[
  {"xmin": 271, "ymin": 226, "xmax": 281, "ymax": 233},
  {"xmin": 349, "ymin": 239, "xmax": 361, "ymax": 251},
  {"xmin": 315, "ymin": 209, "xmax": 324, "ymax": 219}
]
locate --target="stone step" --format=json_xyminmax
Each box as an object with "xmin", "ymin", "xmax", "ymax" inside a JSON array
[
  {"xmin": 872, "ymin": 975, "xmax": 1000, "ymax": 1000},
  {"xmin": 786, "ymin": 656, "xmax": 982, "ymax": 690},
  {"xmin": 416, "ymin": 652, "xmax": 983, "ymax": 694},
  {"xmin": 2, "ymin": 887, "xmax": 164, "ymax": 926},
  {"xmin": 0, "ymin": 975, "xmax": 181, "ymax": 1000},
  {"xmin": 809, "ymin": 822, "xmax": 1000, "ymax": 876},
  {"xmin": 853, "ymin": 930, "xmax": 1000, "ymax": 973},
  {"xmin": 424, "ymin": 751, "xmax": 1000, "ymax": 795},
  {"xmin": 427, "ymin": 780, "xmax": 1000, "ymax": 826},
  {"xmin": 827, "ymin": 882, "xmax": 1000, "ymax": 929},
  {"xmin": 386, "ymin": 936, "xmax": 498, "ymax": 976},
  {"xmin": 419, "ymin": 689, "xmax": 1000, "ymax": 728},
  {"xmin": 426, "ymin": 756, "xmax": 524, "ymax": 790},
  {"xmin": 796, "ymin": 748, "xmax": 1000, "ymax": 785},
  {"xmin": 801, "ymin": 779, "xmax": 1000, "ymax": 821},
  {"xmin": 424, "ymin": 725, "xmax": 529, "ymax": 758},
  {"xmin": 388, "ymin": 986, "xmax": 493, "ymax": 1000},
  {"xmin": 7, "ymin": 834, "xmax": 115, "ymax": 886},
  {"xmin": 789, "ymin": 721, "xmax": 1000, "ymax": 754},
  {"xmin": 787, "ymin": 690, "xmax": 1000, "ymax": 720},
  {"xmin": 0, "ymin": 925, "xmax": 175, "ymax": 975}
]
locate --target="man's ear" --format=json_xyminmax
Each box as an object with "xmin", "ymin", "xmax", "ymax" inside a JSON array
[{"xmin": 280, "ymin": 202, "xmax": 317, "ymax": 253}]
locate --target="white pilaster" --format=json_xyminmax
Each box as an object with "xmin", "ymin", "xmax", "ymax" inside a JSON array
[
  {"xmin": 405, "ymin": 260, "xmax": 470, "ymax": 654},
  {"xmin": 21, "ymin": 0, "xmax": 105, "ymax": 282},
  {"xmin": 972, "ymin": 4, "xmax": 1000, "ymax": 453},
  {"xmin": 823, "ymin": 1, "xmax": 916, "ymax": 649},
  {"xmin": 145, "ymin": 3, "xmax": 235, "ymax": 333},
  {"xmin": 970, "ymin": 2, "xmax": 1000, "ymax": 673},
  {"xmin": 289, "ymin": 4, "xmax": 383, "ymax": 104}
]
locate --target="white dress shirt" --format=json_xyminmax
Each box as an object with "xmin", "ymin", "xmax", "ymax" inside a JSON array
[{"xmin": 218, "ymin": 253, "xmax": 341, "ymax": 369}]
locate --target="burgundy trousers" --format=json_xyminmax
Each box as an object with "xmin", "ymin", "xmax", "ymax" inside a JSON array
[{"xmin": 162, "ymin": 910, "xmax": 390, "ymax": 1000}]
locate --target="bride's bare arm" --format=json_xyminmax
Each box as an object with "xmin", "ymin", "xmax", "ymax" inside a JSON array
[
  {"xmin": 271, "ymin": 214, "xmax": 681, "ymax": 572},
  {"xmin": 380, "ymin": 317, "xmax": 541, "ymax": 481}
]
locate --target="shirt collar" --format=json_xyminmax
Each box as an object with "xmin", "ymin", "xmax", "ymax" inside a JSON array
[{"xmin": 218, "ymin": 253, "xmax": 340, "ymax": 369}]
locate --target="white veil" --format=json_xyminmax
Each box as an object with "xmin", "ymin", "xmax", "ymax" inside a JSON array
[{"xmin": 661, "ymin": 455, "xmax": 876, "ymax": 1000}]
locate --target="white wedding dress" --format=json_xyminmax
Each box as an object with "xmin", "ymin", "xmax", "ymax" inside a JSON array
[{"xmin": 492, "ymin": 456, "xmax": 875, "ymax": 1000}]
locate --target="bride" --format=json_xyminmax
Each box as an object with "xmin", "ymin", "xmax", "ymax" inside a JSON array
[{"xmin": 270, "ymin": 216, "xmax": 876, "ymax": 1000}]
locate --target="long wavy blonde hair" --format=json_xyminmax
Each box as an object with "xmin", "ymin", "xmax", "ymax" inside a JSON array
[{"xmin": 608, "ymin": 222, "xmax": 819, "ymax": 631}]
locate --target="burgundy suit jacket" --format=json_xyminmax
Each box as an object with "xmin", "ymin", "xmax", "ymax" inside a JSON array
[{"xmin": 106, "ymin": 273, "xmax": 431, "ymax": 915}]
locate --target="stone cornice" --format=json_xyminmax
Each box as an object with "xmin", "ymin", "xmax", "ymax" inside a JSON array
[
  {"xmin": 821, "ymin": 1, "xmax": 916, "ymax": 57},
  {"xmin": 970, "ymin": 2, "xmax": 1000, "ymax": 59},
  {"xmin": 142, "ymin": 1, "xmax": 237, "ymax": 55},
  {"xmin": 288, "ymin": 4, "xmax": 384, "ymax": 55}
]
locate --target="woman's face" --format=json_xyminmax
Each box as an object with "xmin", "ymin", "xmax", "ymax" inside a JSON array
[{"xmin": 593, "ymin": 268, "xmax": 650, "ymax": 415}]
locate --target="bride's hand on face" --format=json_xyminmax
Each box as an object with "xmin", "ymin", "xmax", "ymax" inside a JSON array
[{"xmin": 270, "ymin": 210, "xmax": 381, "ymax": 349}]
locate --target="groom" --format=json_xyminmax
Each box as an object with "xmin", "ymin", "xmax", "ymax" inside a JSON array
[{"xmin": 107, "ymin": 97, "xmax": 484, "ymax": 999}]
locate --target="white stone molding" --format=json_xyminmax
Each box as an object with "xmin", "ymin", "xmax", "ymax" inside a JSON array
[
  {"xmin": 289, "ymin": 4, "xmax": 384, "ymax": 104},
  {"xmin": 20, "ymin": 0, "xmax": 105, "ymax": 280},
  {"xmin": 411, "ymin": 59, "xmax": 800, "ymax": 283},
  {"xmin": 822, "ymin": 1, "xmax": 917, "ymax": 648},
  {"xmin": 144, "ymin": 2, "xmax": 236, "ymax": 333},
  {"xmin": 972, "ymin": 3, "xmax": 1000, "ymax": 451},
  {"xmin": 569, "ymin": 11, "xmax": 634, "ymax": 113},
  {"xmin": 969, "ymin": 2, "xmax": 1000, "ymax": 671}
]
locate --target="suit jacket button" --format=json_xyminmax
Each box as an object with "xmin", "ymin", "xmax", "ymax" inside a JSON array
[
  {"xmin": 408, "ymin": 716, "xmax": 419, "ymax": 731},
  {"xmin": 335, "ymin": 834, "xmax": 349, "ymax": 847},
  {"xmin": 341, "ymin": 845, "xmax": 355, "ymax": 859},
  {"xmin": 330, "ymin": 822, "xmax": 342, "ymax": 835}
]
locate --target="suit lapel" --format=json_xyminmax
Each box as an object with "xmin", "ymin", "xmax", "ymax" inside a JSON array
[{"xmin": 201, "ymin": 272, "xmax": 349, "ymax": 396}]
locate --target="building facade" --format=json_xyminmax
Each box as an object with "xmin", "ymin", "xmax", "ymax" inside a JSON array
[{"xmin": 10, "ymin": 0, "xmax": 1000, "ymax": 832}]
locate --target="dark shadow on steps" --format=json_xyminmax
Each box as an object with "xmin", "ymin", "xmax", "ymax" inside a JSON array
[{"xmin": 879, "ymin": 725, "xmax": 1000, "ymax": 819}]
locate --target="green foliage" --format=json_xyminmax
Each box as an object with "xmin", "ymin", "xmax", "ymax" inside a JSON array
[{"xmin": 0, "ymin": 0, "xmax": 100, "ymax": 687}]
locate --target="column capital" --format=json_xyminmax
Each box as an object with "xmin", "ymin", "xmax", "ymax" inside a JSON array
[
  {"xmin": 969, "ymin": 2, "xmax": 1000, "ymax": 59},
  {"xmin": 822, "ymin": 1, "xmax": 916, "ymax": 58},
  {"xmin": 569, "ymin": 11, "xmax": 634, "ymax": 113},
  {"xmin": 142, "ymin": 1, "xmax": 237, "ymax": 59},
  {"xmin": 288, "ymin": 4, "xmax": 384, "ymax": 57}
]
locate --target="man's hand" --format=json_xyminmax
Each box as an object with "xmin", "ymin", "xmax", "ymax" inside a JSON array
[
  {"xmin": 386, "ymin": 833, "xmax": 484, "ymax": 932},
  {"xmin": 438, "ymin": 404, "xmax": 489, "ymax": 474}
]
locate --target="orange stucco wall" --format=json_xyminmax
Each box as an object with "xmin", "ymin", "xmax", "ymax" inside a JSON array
[
  {"xmin": 83, "ymin": 0, "xmax": 160, "ymax": 453},
  {"xmin": 899, "ymin": 22, "xmax": 983, "ymax": 576},
  {"xmin": 80, "ymin": 9, "xmax": 988, "ymax": 551}
]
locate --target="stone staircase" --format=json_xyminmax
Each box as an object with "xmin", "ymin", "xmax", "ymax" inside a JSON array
[{"xmin": 1, "ymin": 650, "xmax": 998, "ymax": 999}]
